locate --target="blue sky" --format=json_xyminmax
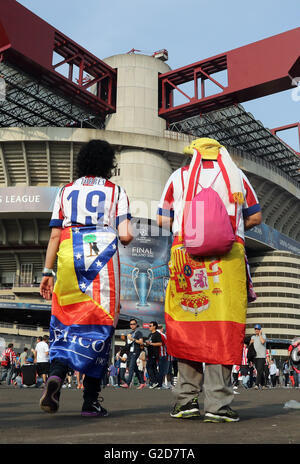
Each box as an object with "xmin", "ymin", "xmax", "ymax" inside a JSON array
[{"xmin": 17, "ymin": 0, "xmax": 300, "ymax": 150}]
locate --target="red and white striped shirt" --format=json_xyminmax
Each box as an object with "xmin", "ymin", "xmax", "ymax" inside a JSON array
[
  {"xmin": 1, "ymin": 348, "xmax": 16, "ymax": 366},
  {"xmin": 50, "ymin": 176, "xmax": 131, "ymax": 229},
  {"xmin": 241, "ymin": 345, "xmax": 248, "ymax": 366},
  {"xmin": 158, "ymin": 331, "xmax": 168, "ymax": 357},
  {"xmin": 157, "ymin": 162, "xmax": 260, "ymax": 241}
]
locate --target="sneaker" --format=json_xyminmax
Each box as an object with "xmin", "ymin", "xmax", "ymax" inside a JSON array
[
  {"xmin": 81, "ymin": 398, "xmax": 108, "ymax": 417},
  {"xmin": 160, "ymin": 384, "xmax": 170, "ymax": 390},
  {"xmin": 40, "ymin": 376, "xmax": 62, "ymax": 414},
  {"xmin": 170, "ymin": 397, "xmax": 201, "ymax": 419},
  {"xmin": 120, "ymin": 383, "xmax": 129, "ymax": 388},
  {"xmin": 149, "ymin": 383, "xmax": 159, "ymax": 389},
  {"xmin": 204, "ymin": 407, "xmax": 240, "ymax": 423},
  {"xmin": 137, "ymin": 383, "xmax": 146, "ymax": 390},
  {"xmin": 233, "ymin": 391, "xmax": 240, "ymax": 395}
]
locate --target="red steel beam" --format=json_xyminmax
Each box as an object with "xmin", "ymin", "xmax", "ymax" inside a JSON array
[
  {"xmin": 0, "ymin": 0, "xmax": 117, "ymax": 116},
  {"xmin": 289, "ymin": 57, "xmax": 300, "ymax": 79},
  {"xmin": 159, "ymin": 28, "xmax": 300, "ymax": 122},
  {"xmin": 271, "ymin": 123, "xmax": 300, "ymax": 156}
]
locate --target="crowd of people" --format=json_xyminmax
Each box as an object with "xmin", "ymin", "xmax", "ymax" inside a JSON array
[
  {"xmin": 231, "ymin": 353, "xmax": 300, "ymax": 392},
  {"xmin": 1, "ymin": 336, "xmax": 50, "ymax": 388},
  {"xmin": 111, "ymin": 320, "xmax": 178, "ymax": 390},
  {"xmin": 1, "ymin": 323, "xmax": 299, "ymax": 392},
  {"xmin": 230, "ymin": 326, "xmax": 300, "ymax": 392},
  {"xmin": 0, "ymin": 320, "xmax": 179, "ymax": 391}
]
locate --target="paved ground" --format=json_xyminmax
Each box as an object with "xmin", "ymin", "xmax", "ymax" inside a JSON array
[{"xmin": 0, "ymin": 384, "xmax": 299, "ymax": 447}]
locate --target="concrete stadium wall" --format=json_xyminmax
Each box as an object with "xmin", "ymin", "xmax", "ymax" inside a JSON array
[{"xmin": 246, "ymin": 251, "xmax": 300, "ymax": 342}]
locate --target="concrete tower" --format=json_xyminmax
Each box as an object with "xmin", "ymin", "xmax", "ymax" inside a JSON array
[{"xmin": 103, "ymin": 53, "xmax": 173, "ymax": 220}]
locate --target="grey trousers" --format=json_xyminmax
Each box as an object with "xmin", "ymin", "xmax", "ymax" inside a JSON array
[{"xmin": 174, "ymin": 359, "xmax": 234, "ymax": 414}]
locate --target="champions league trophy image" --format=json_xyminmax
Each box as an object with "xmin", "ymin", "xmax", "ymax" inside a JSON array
[{"xmin": 132, "ymin": 261, "xmax": 154, "ymax": 308}]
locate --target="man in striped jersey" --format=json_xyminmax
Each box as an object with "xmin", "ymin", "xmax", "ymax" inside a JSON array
[
  {"xmin": 157, "ymin": 138, "xmax": 262, "ymax": 423},
  {"xmin": 1, "ymin": 343, "xmax": 16, "ymax": 385}
]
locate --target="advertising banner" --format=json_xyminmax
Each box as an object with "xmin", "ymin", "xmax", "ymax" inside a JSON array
[
  {"xmin": 246, "ymin": 223, "xmax": 300, "ymax": 255},
  {"xmin": 0, "ymin": 187, "xmax": 59, "ymax": 213},
  {"xmin": 0, "ymin": 302, "xmax": 51, "ymax": 310},
  {"xmin": 119, "ymin": 217, "xmax": 172, "ymax": 325}
]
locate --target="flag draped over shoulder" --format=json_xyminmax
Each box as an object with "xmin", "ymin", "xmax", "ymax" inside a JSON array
[
  {"xmin": 50, "ymin": 225, "xmax": 120, "ymax": 378},
  {"xmin": 165, "ymin": 239, "xmax": 247, "ymax": 365}
]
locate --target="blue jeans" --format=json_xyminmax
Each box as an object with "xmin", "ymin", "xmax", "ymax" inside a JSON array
[
  {"xmin": 16, "ymin": 375, "xmax": 43, "ymax": 388},
  {"xmin": 294, "ymin": 371, "xmax": 300, "ymax": 387},
  {"xmin": 158, "ymin": 356, "xmax": 170, "ymax": 387},
  {"xmin": 126, "ymin": 352, "xmax": 144, "ymax": 386},
  {"xmin": 1, "ymin": 366, "xmax": 14, "ymax": 385},
  {"xmin": 242, "ymin": 375, "xmax": 249, "ymax": 388}
]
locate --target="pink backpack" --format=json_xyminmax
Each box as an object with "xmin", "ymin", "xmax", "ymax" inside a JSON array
[{"xmin": 183, "ymin": 171, "xmax": 236, "ymax": 256}]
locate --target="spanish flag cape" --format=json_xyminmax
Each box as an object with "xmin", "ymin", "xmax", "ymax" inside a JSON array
[
  {"xmin": 49, "ymin": 225, "xmax": 120, "ymax": 378},
  {"xmin": 165, "ymin": 139, "xmax": 247, "ymax": 365}
]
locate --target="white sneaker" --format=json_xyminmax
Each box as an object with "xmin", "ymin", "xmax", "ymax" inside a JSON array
[{"xmin": 149, "ymin": 383, "xmax": 159, "ymax": 389}]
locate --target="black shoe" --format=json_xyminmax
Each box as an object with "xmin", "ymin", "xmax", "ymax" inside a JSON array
[
  {"xmin": 204, "ymin": 406, "xmax": 239, "ymax": 423},
  {"xmin": 40, "ymin": 376, "xmax": 62, "ymax": 414},
  {"xmin": 170, "ymin": 397, "xmax": 201, "ymax": 419},
  {"xmin": 81, "ymin": 397, "xmax": 108, "ymax": 417}
]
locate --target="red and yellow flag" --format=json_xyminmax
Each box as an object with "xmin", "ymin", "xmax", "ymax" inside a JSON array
[{"xmin": 165, "ymin": 239, "xmax": 247, "ymax": 365}]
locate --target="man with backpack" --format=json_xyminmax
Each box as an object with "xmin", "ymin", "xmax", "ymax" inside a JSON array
[
  {"xmin": 1, "ymin": 343, "xmax": 16, "ymax": 385},
  {"xmin": 157, "ymin": 137, "xmax": 262, "ymax": 423}
]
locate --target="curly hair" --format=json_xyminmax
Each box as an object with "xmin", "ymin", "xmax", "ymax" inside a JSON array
[{"xmin": 76, "ymin": 139, "xmax": 117, "ymax": 179}]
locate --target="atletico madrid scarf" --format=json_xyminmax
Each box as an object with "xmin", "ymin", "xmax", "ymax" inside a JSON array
[{"xmin": 49, "ymin": 225, "xmax": 120, "ymax": 378}]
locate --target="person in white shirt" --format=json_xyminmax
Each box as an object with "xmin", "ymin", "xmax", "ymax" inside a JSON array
[
  {"xmin": 269, "ymin": 360, "xmax": 277, "ymax": 388},
  {"xmin": 34, "ymin": 335, "xmax": 50, "ymax": 383},
  {"xmin": 116, "ymin": 349, "xmax": 128, "ymax": 386}
]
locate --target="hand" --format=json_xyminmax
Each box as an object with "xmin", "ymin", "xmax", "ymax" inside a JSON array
[
  {"xmin": 127, "ymin": 334, "xmax": 133, "ymax": 340},
  {"xmin": 39, "ymin": 276, "xmax": 54, "ymax": 300}
]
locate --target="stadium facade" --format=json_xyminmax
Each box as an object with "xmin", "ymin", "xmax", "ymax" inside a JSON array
[{"xmin": 0, "ymin": 1, "xmax": 299, "ymax": 361}]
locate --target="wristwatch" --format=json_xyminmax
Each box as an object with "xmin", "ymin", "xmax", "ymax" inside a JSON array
[{"xmin": 42, "ymin": 268, "xmax": 56, "ymax": 277}]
